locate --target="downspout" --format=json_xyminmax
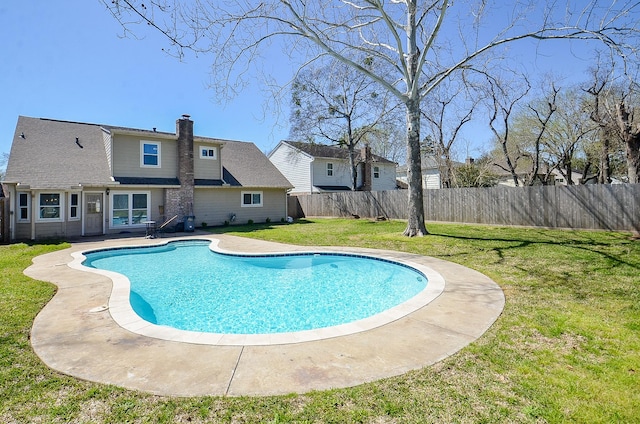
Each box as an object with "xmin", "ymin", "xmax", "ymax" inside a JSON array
[
  {"xmin": 8, "ymin": 185, "xmax": 16, "ymax": 242},
  {"xmin": 30, "ymin": 192, "xmax": 36, "ymax": 241},
  {"xmin": 309, "ymin": 159, "xmax": 314, "ymax": 194}
]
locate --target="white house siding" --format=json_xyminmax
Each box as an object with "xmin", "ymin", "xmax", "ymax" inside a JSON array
[
  {"xmin": 112, "ymin": 135, "xmax": 178, "ymax": 178},
  {"xmin": 268, "ymin": 144, "xmax": 313, "ymax": 194},
  {"xmin": 194, "ymin": 142, "xmax": 222, "ymax": 180},
  {"xmin": 423, "ymin": 170, "xmax": 441, "ymax": 189},
  {"xmin": 194, "ymin": 188, "xmax": 287, "ymax": 226},
  {"xmin": 312, "ymin": 158, "xmax": 352, "ymax": 190},
  {"xmin": 372, "ymin": 163, "xmax": 398, "ymax": 191}
]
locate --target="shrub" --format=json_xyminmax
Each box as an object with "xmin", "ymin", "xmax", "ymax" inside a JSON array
[
  {"xmin": 266, "ymin": 217, "xmax": 271, "ymax": 223},
  {"xmin": 201, "ymin": 222, "xmax": 208, "ymax": 228},
  {"xmin": 248, "ymin": 219, "xmax": 254, "ymax": 225}
]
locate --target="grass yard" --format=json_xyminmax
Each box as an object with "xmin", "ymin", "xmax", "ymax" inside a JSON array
[{"xmin": 1, "ymin": 219, "xmax": 638, "ymax": 423}]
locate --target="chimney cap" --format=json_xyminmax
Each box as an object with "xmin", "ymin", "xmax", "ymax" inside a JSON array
[{"xmin": 181, "ymin": 114, "xmax": 191, "ymax": 120}]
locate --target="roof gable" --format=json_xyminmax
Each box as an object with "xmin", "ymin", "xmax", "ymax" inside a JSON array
[
  {"xmin": 4, "ymin": 116, "xmax": 113, "ymax": 189},
  {"xmin": 284, "ymin": 141, "xmax": 395, "ymax": 164},
  {"xmin": 222, "ymin": 141, "xmax": 293, "ymax": 188}
]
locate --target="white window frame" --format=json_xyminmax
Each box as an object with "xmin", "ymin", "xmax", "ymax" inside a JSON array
[
  {"xmin": 327, "ymin": 163, "xmax": 334, "ymax": 177},
  {"xmin": 373, "ymin": 166, "xmax": 380, "ymax": 179},
  {"xmin": 69, "ymin": 192, "xmax": 80, "ymax": 221},
  {"xmin": 109, "ymin": 191, "xmax": 150, "ymax": 228},
  {"xmin": 241, "ymin": 191, "xmax": 263, "ymax": 208},
  {"xmin": 199, "ymin": 145, "xmax": 218, "ymax": 160},
  {"xmin": 140, "ymin": 141, "xmax": 161, "ymax": 168},
  {"xmin": 36, "ymin": 192, "xmax": 64, "ymax": 222},
  {"xmin": 17, "ymin": 192, "xmax": 30, "ymax": 223}
]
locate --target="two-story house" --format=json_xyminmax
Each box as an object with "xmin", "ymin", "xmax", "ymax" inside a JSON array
[
  {"xmin": 268, "ymin": 141, "xmax": 397, "ymax": 194},
  {"xmin": 1, "ymin": 115, "xmax": 292, "ymax": 241}
]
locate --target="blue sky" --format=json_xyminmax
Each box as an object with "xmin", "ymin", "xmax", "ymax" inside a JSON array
[
  {"xmin": 0, "ymin": 1, "xmax": 290, "ymax": 159},
  {"xmin": 0, "ymin": 1, "xmax": 613, "ymax": 163}
]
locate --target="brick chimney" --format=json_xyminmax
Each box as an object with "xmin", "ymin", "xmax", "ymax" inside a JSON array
[
  {"xmin": 360, "ymin": 145, "xmax": 372, "ymax": 191},
  {"xmin": 164, "ymin": 115, "xmax": 195, "ymax": 222}
]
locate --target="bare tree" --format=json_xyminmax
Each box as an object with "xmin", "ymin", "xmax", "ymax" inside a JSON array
[
  {"xmin": 0, "ymin": 152, "xmax": 8, "ymax": 182},
  {"xmin": 289, "ymin": 58, "xmax": 397, "ymax": 190},
  {"xmin": 421, "ymin": 80, "xmax": 476, "ymax": 188},
  {"xmin": 102, "ymin": 0, "xmax": 640, "ymax": 236},
  {"xmin": 487, "ymin": 76, "xmax": 531, "ymax": 187},
  {"xmin": 584, "ymin": 56, "xmax": 640, "ymax": 183}
]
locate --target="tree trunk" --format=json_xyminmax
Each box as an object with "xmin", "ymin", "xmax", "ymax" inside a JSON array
[
  {"xmin": 626, "ymin": 136, "xmax": 640, "ymax": 183},
  {"xmin": 616, "ymin": 102, "xmax": 640, "ymax": 184},
  {"xmin": 598, "ymin": 134, "xmax": 611, "ymax": 184},
  {"xmin": 403, "ymin": 98, "xmax": 428, "ymax": 236}
]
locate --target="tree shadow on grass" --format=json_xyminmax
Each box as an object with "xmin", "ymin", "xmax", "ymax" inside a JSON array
[
  {"xmin": 430, "ymin": 229, "xmax": 640, "ymax": 273},
  {"xmin": 204, "ymin": 219, "xmax": 315, "ymax": 235}
]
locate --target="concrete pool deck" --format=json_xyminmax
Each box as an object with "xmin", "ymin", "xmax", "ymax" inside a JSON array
[{"xmin": 26, "ymin": 233, "xmax": 504, "ymax": 397}]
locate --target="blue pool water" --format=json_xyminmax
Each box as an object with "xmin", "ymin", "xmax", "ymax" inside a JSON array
[{"xmin": 83, "ymin": 240, "xmax": 427, "ymax": 334}]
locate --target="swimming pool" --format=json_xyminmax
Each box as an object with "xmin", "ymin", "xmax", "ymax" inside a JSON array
[{"xmin": 72, "ymin": 238, "xmax": 446, "ymax": 345}]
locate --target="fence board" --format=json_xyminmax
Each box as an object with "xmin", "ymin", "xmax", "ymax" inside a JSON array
[{"xmin": 289, "ymin": 184, "xmax": 640, "ymax": 232}]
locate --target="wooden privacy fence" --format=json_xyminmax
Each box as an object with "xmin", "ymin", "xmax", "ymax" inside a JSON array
[{"xmin": 288, "ymin": 184, "xmax": 640, "ymax": 232}]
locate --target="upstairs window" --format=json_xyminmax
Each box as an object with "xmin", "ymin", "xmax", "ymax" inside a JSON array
[
  {"xmin": 199, "ymin": 146, "xmax": 218, "ymax": 160},
  {"xmin": 241, "ymin": 191, "xmax": 263, "ymax": 207},
  {"xmin": 327, "ymin": 163, "xmax": 333, "ymax": 176},
  {"xmin": 374, "ymin": 166, "xmax": 380, "ymax": 179},
  {"xmin": 140, "ymin": 141, "xmax": 161, "ymax": 167},
  {"xmin": 18, "ymin": 192, "xmax": 30, "ymax": 222}
]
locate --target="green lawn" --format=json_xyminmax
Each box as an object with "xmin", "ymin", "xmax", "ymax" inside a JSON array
[{"xmin": 1, "ymin": 219, "xmax": 639, "ymax": 423}]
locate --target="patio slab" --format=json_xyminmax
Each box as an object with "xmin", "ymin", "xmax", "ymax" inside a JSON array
[{"xmin": 26, "ymin": 233, "xmax": 504, "ymax": 397}]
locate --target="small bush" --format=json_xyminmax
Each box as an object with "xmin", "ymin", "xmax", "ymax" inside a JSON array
[
  {"xmin": 201, "ymin": 222, "xmax": 208, "ymax": 228},
  {"xmin": 248, "ymin": 219, "xmax": 254, "ymax": 225},
  {"xmin": 280, "ymin": 217, "xmax": 285, "ymax": 223},
  {"xmin": 266, "ymin": 217, "xmax": 271, "ymax": 223},
  {"xmin": 223, "ymin": 220, "xmax": 229, "ymax": 226}
]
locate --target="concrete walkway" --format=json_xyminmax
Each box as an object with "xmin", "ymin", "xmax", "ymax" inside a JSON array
[{"xmin": 26, "ymin": 233, "xmax": 504, "ymax": 397}]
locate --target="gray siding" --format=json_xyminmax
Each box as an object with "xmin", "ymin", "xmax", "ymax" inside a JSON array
[
  {"xmin": 102, "ymin": 129, "xmax": 113, "ymax": 174},
  {"xmin": 194, "ymin": 142, "xmax": 222, "ymax": 180},
  {"xmin": 112, "ymin": 135, "xmax": 178, "ymax": 178},
  {"xmin": 194, "ymin": 188, "xmax": 287, "ymax": 226}
]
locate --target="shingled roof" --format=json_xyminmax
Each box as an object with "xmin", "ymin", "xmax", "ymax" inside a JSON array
[
  {"xmin": 284, "ymin": 141, "xmax": 395, "ymax": 164},
  {"xmin": 221, "ymin": 140, "xmax": 292, "ymax": 188},
  {"xmin": 4, "ymin": 117, "xmax": 113, "ymax": 189},
  {"xmin": 4, "ymin": 116, "xmax": 292, "ymax": 190}
]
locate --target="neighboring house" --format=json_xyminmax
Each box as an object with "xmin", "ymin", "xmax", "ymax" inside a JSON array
[
  {"xmin": 489, "ymin": 160, "xmax": 578, "ymax": 187},
  {"xmin": 1, "ymin": 115, "xmax": 292, "ymax": 241},
  {"xmin": 396, "ymin": 155, "xmax": 442, "ymax": 189},
  {"xmin": 268, "ymin": 141, "xmax": 397, "ymax": 194}
]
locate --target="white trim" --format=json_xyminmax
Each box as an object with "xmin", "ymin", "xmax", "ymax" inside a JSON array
[
  {"xmin": 140, "ymin": 140, "xmax": 161, "ymax": 168},
  {"xmin": 35, "ymin": 192, "xmax": 64, "ymax": 223},
  {"xmin": 109, "ymin": 191, "xmax": 151, "ymax": 228},
  {"xmin": 17, "ymin": 191, "xmax": 31, "ymax": 223},
  {"xmin": 199, "ymin": 145, "xmax": 218, "ymax": 160},
  {"xmin": 68, "ymin": 192, "xmax": 80, "ymax": 221},
  {"xmin": 327, "ymin": 162, "xmax": 333, "ymax": 177},
  {"xmin": 241, "ymin": 191, "xmax": 263, "ymax": 208}
]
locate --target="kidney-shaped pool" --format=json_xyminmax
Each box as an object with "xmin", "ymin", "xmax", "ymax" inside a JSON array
[{"xmin": 74, "ymin": 239, "xmax": 446, "ymax": 345}]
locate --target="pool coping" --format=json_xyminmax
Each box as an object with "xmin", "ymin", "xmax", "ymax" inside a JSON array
[
  {"xmin": 69, "ymin": 238, "xmax": 446, "ymax": 346},
  {"xmin": 26, "ymin": 233, "xmax": 505, "ymax": 397}
]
